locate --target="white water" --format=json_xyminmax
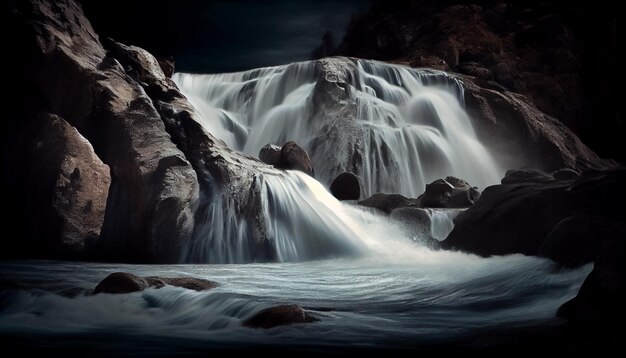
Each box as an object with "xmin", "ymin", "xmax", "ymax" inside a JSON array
[
  {"xmin": 174, "ymin": 58, "xmax": 501, "ymax": 198},
  {"xmin": 0, "ymin": 259, "xmax": 590, "ymax": 351}
]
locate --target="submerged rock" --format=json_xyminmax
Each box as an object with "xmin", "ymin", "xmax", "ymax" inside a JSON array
[
  {"xmin": 278, "ymin": 141, "xmax": 314, "ymax": 176},
  {"xmin": 243, "ymin": 304, "xmax": 319, "ymax": 329},
  {"xmin": 358, "ymin": 193, "xmax": 418, "ymax": 215},
  {"xmin": 330, "ymin": 172, "xmax": 361, "ymax": 200},
  {"xmin": 94, "ymin": 272, "xmax": 217, "ymax": 294},
  {"xmin": 259, "ymin": 143, "xmax": 282, "ymax": 166},
  {"xmin": 94, "ymin": 273, "xmax": 150, "ymax": 294}
]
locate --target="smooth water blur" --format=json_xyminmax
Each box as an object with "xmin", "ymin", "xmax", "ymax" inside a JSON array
[
  {"xmin": 0, "ymin": 258, "xmax": 589, "ymax": 351},
  {"xmin": 174, "ymin": 58, "xmax": 501, "ymax": 197}
]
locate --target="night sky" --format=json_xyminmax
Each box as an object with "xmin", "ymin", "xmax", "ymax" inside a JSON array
[{"xmin": 81, "ymin": 0, "xmax": 368, "ymax": 74}]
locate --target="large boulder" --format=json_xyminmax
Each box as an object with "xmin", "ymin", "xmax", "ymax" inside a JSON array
[
  {"xmin": 9, "ymin": 0, "xmax": 199, "ymax": 262},
  {"xmin": 94, "ymin": 272, "xmax": 217, "ymax": 294},
  {"xmin": 258, "ymin": 143, "xmax": 282, "ymax": 166},
  {"xmin": 557, "ymin": 238, "xmax": 625, "ymax": 326},
  {"xmin": 442, "ymin": 169, "xmax": 626, "ymax": 266},
  {"xmin": 330, "ymin": 172, "xmax": 361, "ymax": 200},
  {"xmin": 243, "ymin": 304, "xmax": 318, "ymax": 329},
  {"xmin": 23, "ymin": 113, "xmax": 110, "ymax": 258},
  {"xmin": 278, "ymin": 141, "xmax": 314, "ymax": 176},
  {"xmin": 417, "ymin": 176, "xmax": 480, "ymax": 208}
]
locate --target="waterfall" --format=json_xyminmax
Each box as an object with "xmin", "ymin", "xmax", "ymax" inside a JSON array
[
  {"xmin": 174, "ymin": 58, "xmax": 503, "ymax": 263},
  {"xmin": 174, "ymin": 58, "xmax": 501, "ymax": 198}
]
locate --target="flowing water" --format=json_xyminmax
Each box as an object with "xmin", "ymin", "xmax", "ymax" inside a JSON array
[
  {"xmin": 174, "ymin": 58, "xmax": 501, "ymax": 197},
  {"xmin": 0, "ymin": 59, "xmax": 586, "ymax": 351},
  {"xmin": 0, "ymin": 259, "xmax": 589, "ymax": 352}
]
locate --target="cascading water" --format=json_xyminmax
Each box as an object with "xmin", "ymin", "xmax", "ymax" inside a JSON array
[
  {"xmin": 1, "ymin": 58, "xmax": 591, "ymax": 352},
  {"xmin": 174, "ymin": 58, "xmax": 501, "ymax": 198}
]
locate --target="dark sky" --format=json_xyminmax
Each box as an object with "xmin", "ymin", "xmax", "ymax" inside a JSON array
[{"xmin": 81, "ymin": 0, "xmax": 368, "ymax": 74}]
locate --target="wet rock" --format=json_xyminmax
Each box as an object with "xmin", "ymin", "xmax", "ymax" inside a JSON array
[
  {"xmin": 442, "ymin": 169, "xmax": 626, "ymax": 266},
  {"xmin": 259, "ymin": 143, "xmax": 282, "ymax": 166},
  {"xmin": 278, "ymin": 141, "xmax": 314, "ymax": 176},
  {"xmin": 389, "ymin": 208, "xmax": 439, "ymax": 248},
  {"xmin": 94, "ymin": 272, "xmax": 217, "ymax": 294},
  {"xmin": 417, "ymin": 177, "xmax": 480, "ymax": 208},
  {"xmin": 156, "ymin": 277, "xmax": 218, "ymax": 291},
  {"xmin": 501, "ymin": 169, "xmax": 553, "ymax": 184},
  {"xmin": 243, "ymin": 304, "xmax": 318, "ymax": 329},
  {"xmin": 330, "ymin": 172, "xmax": 361, "ymax": 200},
  {"xmin": 358, "ymin": 193, "xmax": 418, "ymax": 215},
  {"xmin": 94, "ymin": 272, "xmax": 150, "ymax": 294}
]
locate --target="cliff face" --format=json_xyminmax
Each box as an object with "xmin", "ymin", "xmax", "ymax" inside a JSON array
[
  {"xmin": 327, "ymin": 1, "xmax": 624, "ymax": 162},
  {"xmin": 4, "ymin": 0, "xmax": 272, "ymax": 262}
]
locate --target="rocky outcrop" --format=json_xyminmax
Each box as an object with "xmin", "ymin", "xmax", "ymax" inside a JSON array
[
  {"xmin": 332, "ymin": 1, "xmax": 624, "ymax": 163},
  {"xmin": 461, "ymin": 77, "xmax": 610, "ymax": 172},
  {"xmin": 417, "ymin": 176, "xmax": 480, "ymax": 208},
  {"xmin": 278, "ymin": 141, "xmax": 314, "ymax": 176},
  {"xmin": 94, "ymin": 272, "xmax": 217, "ymax": 294},
  {"xmin": 7, "ymin": 0, "xmax": 283, "ymax": 262},
  {"xmin": 501, "ymin": 169, "xmax": 553, "ymax": 185},
  {"xmin": 442, "ymin": 169, "xmax": 626, "ymax": 267},
  {"xmin": 20, "ymin": 113, "xmax": 110, "ymax": 258},
  {"xmin": 243, "ymin": 305, "xmax": 319, "ymax": 329},
  {"xmin": 259, "ymin": 143, "xmax": 282, "ymax": 166},
  {"xmin": 330, "ymin": 172, "xmax": 361, "ymax": 200}
]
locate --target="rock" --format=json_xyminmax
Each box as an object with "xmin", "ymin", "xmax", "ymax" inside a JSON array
[
  {"xmin": 156, "ymin": 277, "xmax": 218, "ymax": 291},
  {"xmin": 442, "ymin": 169, "xmax": 626, "ymax": 266},
  {"xmin": 330, "ymin": 172, "xmax": 361, "ymax": 200},
  {"xmin": 278, "ymin": 141, "xmax": 314, "ymax": 176},
  {"xmin": 94, "ymin": 272, "xmax": 217, "ymax": 294},
  {"xmin": 12, "ymin": 0, "xmax": 199, "ymax": 262},
  {"xmin": 417, "ymin": 177, "xmax": 481, "ymax": 208},
  {"xmin": 358, "ymin": 193, "xmax": 418, "ymax": 215},
  {"xmin": 552, "ymin": 168, "xmax": 579, "ymax": 181},
  {"xmin": 94, "ymin": 272, "xmax": 150, "ymax": 294},
  {"xmin": 259, "ymin": 143, "xmax": 282, "ymax": 166},
  {"xmin": 539, "ymin": 214, "xmax": 619, "ymax": 268},
  {"xmin": 501, "ymin": 169, "xmax": 553, "ymax": 184},
  {"xmin": 25, "ymin": 113, "xmax": 110, "ymax": 258},
  {"xmin": 418, "ymin": 179, "xmax": 454, "ymax": 208},
  {"xmin": 243, "ymin": 304, "xmax": 318, "ymax": 329},
  {"xmin": 389, "ymin": 208, "xmax": 439, "ymax": 248},
  {"xmin": 557, "ymin": 238, "xmax": 625, "ymax": 326},
  {"xmin": 156, "ymin": 56, "xmax": 175, "ymax": 78},
  {"xmin": 461, "ymin": 77, "xmax": 611, "ymax": 173},
  {"xmin": 332, "ymin": 2, "xmax": 625, "ymax": 163}
]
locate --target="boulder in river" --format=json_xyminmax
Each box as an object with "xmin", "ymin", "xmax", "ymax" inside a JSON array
[
  {"xmin": 259, "ymin": 143, "xmax": 282, "ymax": 166},
  {"xmin": 278, "ymin": 141, "xmax": 314, "ymax": 176},
  {"xmin": 330, "ymin": 172, "xmax": 361, "ymax": 200},
  {"xmin": 417, "ymin": 176, "xmax": 480, "ymax": 208},
  {"xmin": 243, "ymin": 304, "xmax": 319, "ymax": 329},
  {"xmin": 94, "ymin": 272, "xmax": 217, "ymax": 294}
]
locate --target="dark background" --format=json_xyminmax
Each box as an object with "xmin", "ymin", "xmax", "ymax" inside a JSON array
[{"xmin": 81, "ymin": 0, "xmax": 367, "ymax": 73}]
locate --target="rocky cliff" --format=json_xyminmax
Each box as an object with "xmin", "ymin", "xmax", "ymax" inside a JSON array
[{"xmin": 323, "ymin": 1, "xmax": 624, "ymax": 162}]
